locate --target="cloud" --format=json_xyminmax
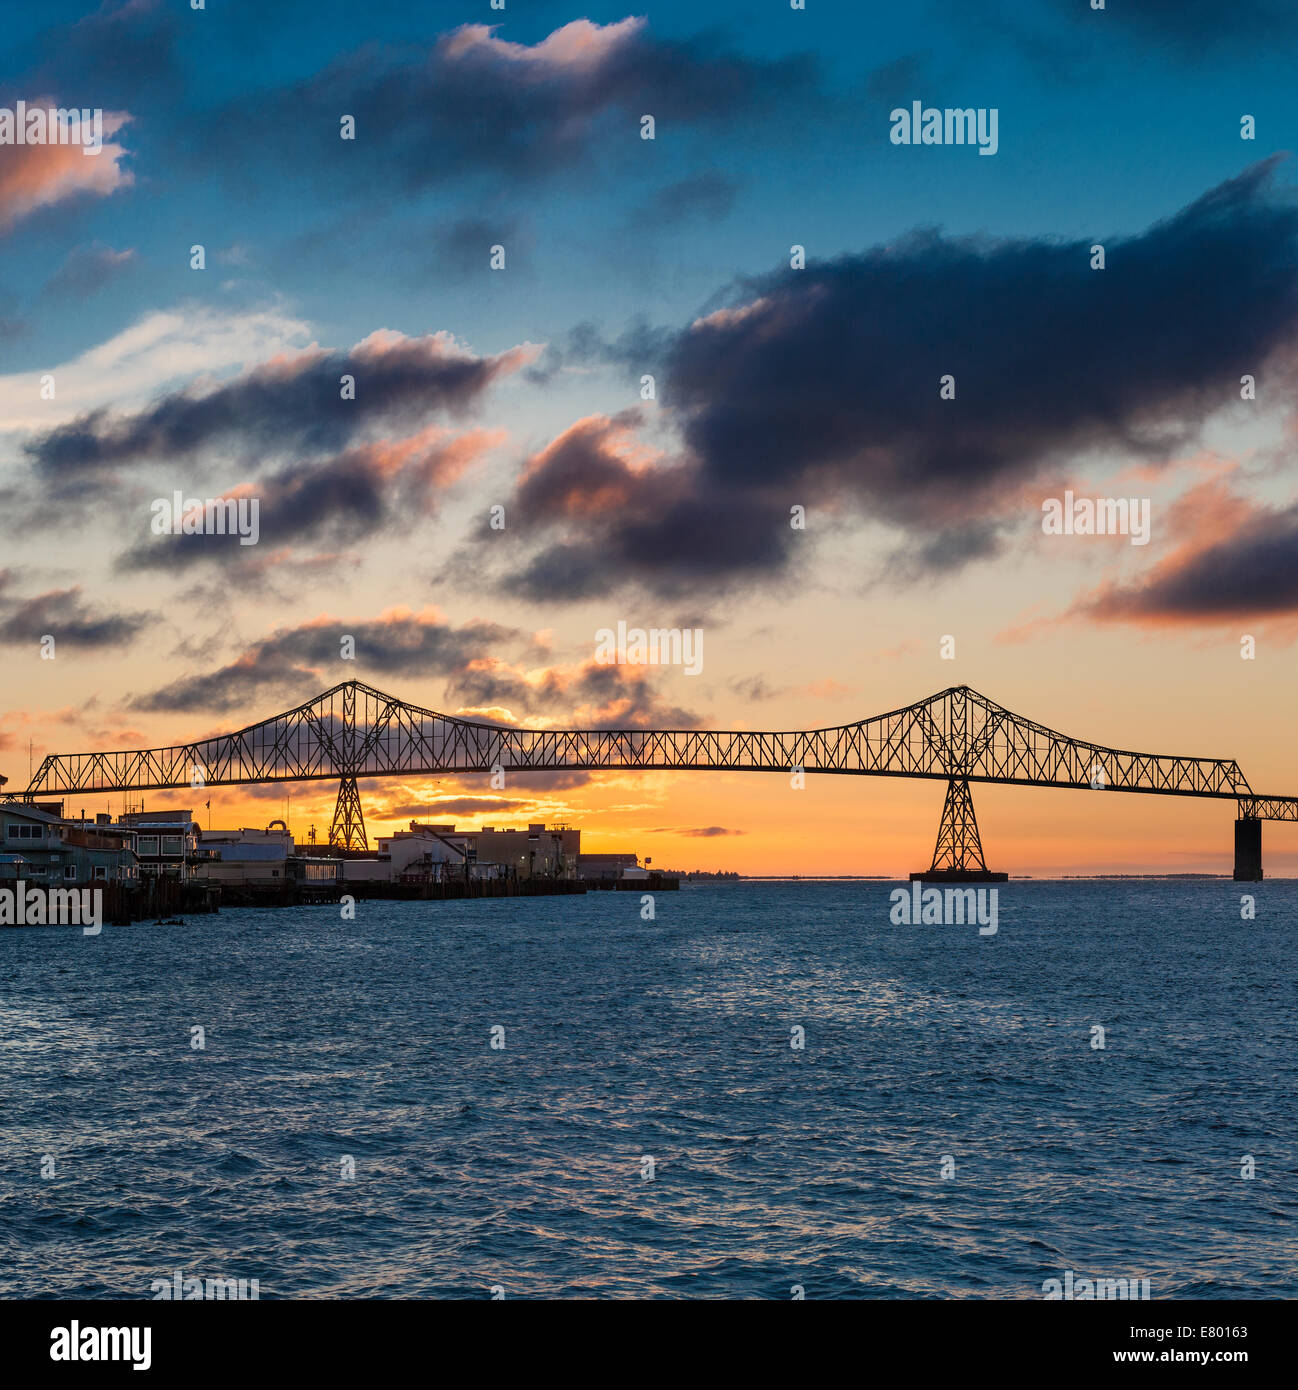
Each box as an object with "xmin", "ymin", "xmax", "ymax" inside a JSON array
[
  {"xmin": 501, "ymin": 769, "xmax": 594, "ymax": 790},
  {"xmin": 207, "ymin": 18, "xmax": 818, "ymax": 194},
  {"xmin": 15, "ymin": 0, "xmax": 183, "ymax": 109},
  {"xmin": 129, "ymin": 609, "xmax": 515, "ymax": 714},
  {"xmin": 0, "ymin": 575, "xmax": 153, "ymax": 649},
  {"xmin": 44, "ymin": 242, "xmax": 136, "ymax": 298},
  {"xmin": 426, "ymin": 215, "xmax": 530, "ymax": 275},
  {"xmin": 634, "ymin": 171, "xmax": 738, "ymax": 227},
  {"xmin": 119, "ymin": 424, "xmax": 504, "ymax": 572},
  {"xmin": 385, "ymin": 797, "xmax": 530, "ymax": 819},
  {"xmin": 667, "ymin": 160, "xmax": 1298, "ymax": 521},
  {"xmin": 484, "ymin": 411, "xmax": 791, "ymax": 600},
  {"xmin": 649, "ymin": 825, "xmax": 743, "ymax": 837},
  {"xmin": 25, "ymin": 328, "xmax": 535, "ymax": 485},
  {"xmin": 488, "ymin": 160, "xmax": 1298, "ymax": 598},
  {"xmin": 449, "ymin": 653, "xmax": 703, "ymax": 730},
  {"xmin": 0, "ymin": 105, "xmax": 133, "ymax": 232},
  {"xmin": 0, "ymin": 303, "xmax": 313, "ymax": 435},
  {"xmin": 1048, "ymin": 0, "xmax": 1298, "ymax": 51},
  {"xmin": 1074, "ymin": 482, "xmax": 1298, "ymax": 624},
  {"xmin": 730, "ymin": 675, "xmax": 781, "ymax": 702}
]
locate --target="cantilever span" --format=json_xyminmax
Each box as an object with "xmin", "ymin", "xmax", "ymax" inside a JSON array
[{"xmin": 15, "ymin": 680, "xmax": 1297, "ymax": 879}]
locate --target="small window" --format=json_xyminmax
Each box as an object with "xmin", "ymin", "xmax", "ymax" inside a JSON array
[
  {"xmin": 93, "ymin": 866, "xmax": 107, "ymax": 881},
  {"xmin": 5, "ymin": 825, "xmax": 18, "ymax": 839},
  {"xmin": 138, "ymin": 836, "xmax": 159, "ymax": 855},
  {"xmin": 64, "ymin": 865, "xmax": 76, "ymax": 880},
  {"xmin": 161, "ymin": 836, "xmax": 182, "ymax": 856}
]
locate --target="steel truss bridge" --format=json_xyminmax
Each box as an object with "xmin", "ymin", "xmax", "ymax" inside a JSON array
[{"xmin": 15, "ymin": 681, "xmax": 1297, "ymax": 879}]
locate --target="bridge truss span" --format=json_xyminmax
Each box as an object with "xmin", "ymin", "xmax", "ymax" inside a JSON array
[{"xmin": 16, "ymin": 681, "xmax": 1294, "ymax": 875}]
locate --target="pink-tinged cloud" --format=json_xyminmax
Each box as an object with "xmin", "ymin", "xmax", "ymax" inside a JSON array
[
  {"xmin": 121, "ymin": 424, "xmax": 505, "ymax": 576},
  {"xmin": 1070, "ymin": 480, "xmax": 1298, "ymax": 625},
  {"xmin": 440, "ymin": 19, "xmax": 646, "ymax": 75},
  {"xmin": 513, "ymin": 411, "xmax": 667, "ymax": 522},
  {"xmin": 0, "ymin": 106, "xmax": 132, "ymax": 231}
]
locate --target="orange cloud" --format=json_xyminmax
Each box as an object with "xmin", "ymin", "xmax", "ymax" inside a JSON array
[{"xmin": 0, "ymin": 105, "xmax": 132, "ymax": 231}]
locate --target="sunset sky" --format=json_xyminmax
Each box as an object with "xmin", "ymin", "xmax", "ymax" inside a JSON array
[{"xmin": 2, "ymin": 1, "xmax": 1297, "ymax": 875}]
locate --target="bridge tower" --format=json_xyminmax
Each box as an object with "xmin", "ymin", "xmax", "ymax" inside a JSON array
[
  {"xmin": 328, "ymin": 682, "xmax": 369, "ymax": 851},
  {"xmin": 330, "ymin": 776, "xmax": 368, "ymax": 851},
  {"xmin": 1233, "ymin": 814, "xmax": 1262, "ymax": 881},
  {"xmin": 910, "ymin": 688, "xmax": 1007, "ymax": 882}
]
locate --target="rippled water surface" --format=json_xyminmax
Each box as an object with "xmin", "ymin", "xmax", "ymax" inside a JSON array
[{"xmin": 2, "ymin": 881, "xmax": 1295, "ymax": 1298}]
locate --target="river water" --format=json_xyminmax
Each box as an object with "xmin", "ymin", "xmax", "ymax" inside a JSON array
[{"xmin": 1, "ymin": 880, "xmax": 1294, "ymax": 1298}]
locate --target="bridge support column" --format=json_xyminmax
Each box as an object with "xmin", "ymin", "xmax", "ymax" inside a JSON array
[
  {"xmin": 910, "ymin": 777, "xmax": 1007, "ymax": 883},
  {"xmin": 330, "ymin": 775, "xmax": 368, "ymax": 852},
  {"xmin": 1233, "ymin": 817, "xmax": 1262, "ymax": 881}
]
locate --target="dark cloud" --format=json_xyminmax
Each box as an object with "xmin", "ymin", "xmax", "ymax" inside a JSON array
[
  {"xmin": 491, "ymin": 160, "xmax": 1298, "ymax": 598},
  {"xmin": 386, "ymin": 798, "xmax": 531, "ymax": 818},
  {"xmin": 635, "ymin": 172, "xmax": 738, "ymax": 227},
  {"xmin": 44, "ymin": 243, "xmax": 136, "ymax": 298},
  {"xmin": 881, "ymin": 520, "xmax": 1010, "ymax": 586},
  {"xmin": 649, "ymin": 826, "xmax": 743, "ymax": 837},
  {"xmin": 482, "ymin": 411, "xmax": 792, "ymax": 600},
  {"xmin": 498, "ymin": 769, "xmax": 593, "ymax": 791},
  {"xmin": 130, "ymin": 612, "xmax": 515, "ymax": 714},
  {"xmin": 0, "ymin": 583, "xmax": 153, "ymax": 649},
  {"xmin": 207, "ymin": 19, "xmax": 818, "ymax": 195},
  {"xmin": 119, "ymin": 427, "xmax": 496, "ymax": 572},
  {"xmin": 8, "ymin": 0, "xmax": 182, "ymax": 109},
  {"xmin": 1080, "ymin": 499, "xmax": 1298, "ymax": 623},
  {"xmin": 668, "ymin": 160, "xmax": 1298, "ymax": 517},
  {"xmin": 26, "ymin": 330, "xmax": 530, "ymax": 487},
  {"xmin": 1049, "ymin": 0, "xmax": 1298, "ymax": 50},
  {"xmin": 729, "ymin": 675, "xmax": 781, "ymax": 702},
  {"xmin": 524, "ymin": 317, "xmax": 677, "ymax": 387},
  {"xmin": 449, "ymin": 656, "xmax": 702, "ymax": 730},
  {"xmin": 426, "ymin": 215, "xmax": 529, "ymax": 275}
]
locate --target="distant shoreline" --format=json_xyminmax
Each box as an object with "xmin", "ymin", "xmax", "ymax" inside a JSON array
[{"xmin": 684, "ymin": 873, "xmax": 1248, "ymax": 882}]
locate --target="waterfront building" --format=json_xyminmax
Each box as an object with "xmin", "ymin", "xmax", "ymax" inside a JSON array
[
  {"xmin": 467, "ymin": 823, "xmax": 580, "ymax": 879},
  {"xmin": 116, "ymin": 809, "xmax": 201, "ymax": 881},
  {"xmin": 0, "ymin": 801, "xmax": 139, "ymax": 886},
  {"xmin": 196, "ymin": 822, "xmax": 293, "ymax": 888},
  {"xmin": 576, "ymin": 852, "xmax": 641, "ymax": 883}
]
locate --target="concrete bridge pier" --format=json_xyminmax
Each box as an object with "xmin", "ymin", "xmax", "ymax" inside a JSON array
[{"xmin": 1233, "ymin": 817, "xmax": 1262, "ymax": 881}]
